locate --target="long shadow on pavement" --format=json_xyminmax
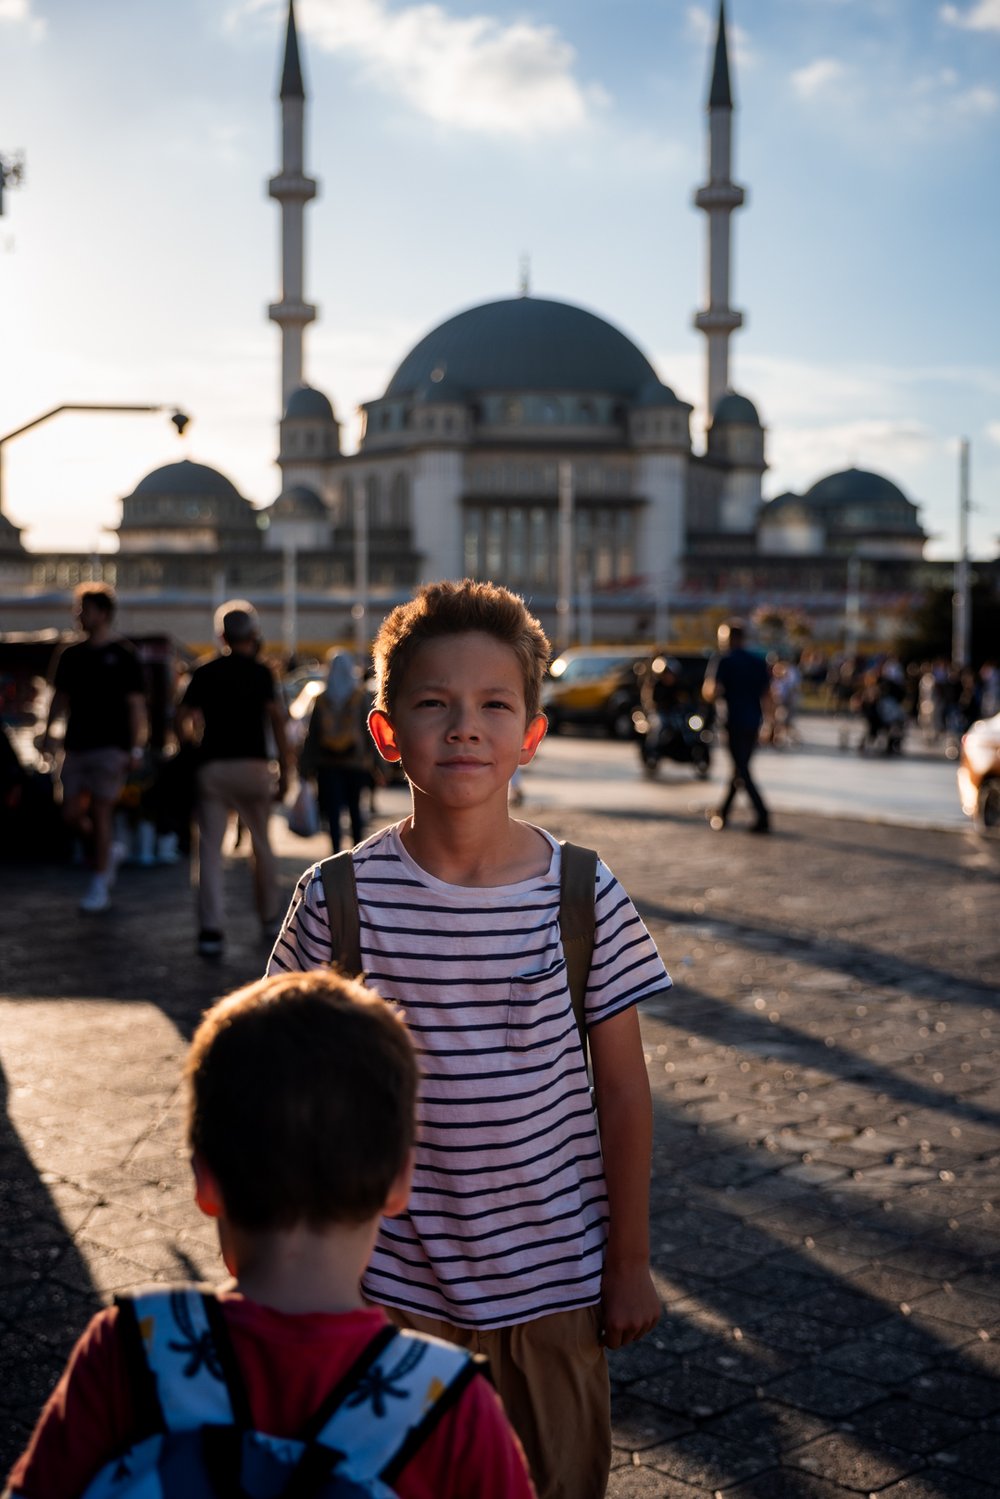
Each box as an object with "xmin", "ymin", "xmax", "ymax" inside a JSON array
[{"xmin": 605, "ymin": 962, "xmax": 1000, "ymax": 1497}]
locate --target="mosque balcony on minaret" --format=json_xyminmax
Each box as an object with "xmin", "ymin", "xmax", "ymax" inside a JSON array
[
  {"xmin": 693, "ymin": 181, "xmax": 745, "ymax": 211},
  {"xmin": 694, "ymin": 307, "xmax": 743, "ymax": 333},
  {"xmin": 268, "ymin": 170, "xmax": 317, "ymax": 203},
  {"xmin": 268, "ymin": 298, "xmax": 317, "ymax": 325}
]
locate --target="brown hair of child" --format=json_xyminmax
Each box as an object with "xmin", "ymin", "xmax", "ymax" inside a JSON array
[
  {"xmin": 373, "ymin": 579, "xmax": 551, "ymax": 721},
  {"xmin": 186, "ymin": 970, "xmax": 417, "ymax": 1230}
]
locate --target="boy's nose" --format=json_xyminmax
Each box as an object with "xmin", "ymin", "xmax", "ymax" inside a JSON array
[{"xmin": 446, "ymin": 705, "xmax": 479, "ymax": 739}]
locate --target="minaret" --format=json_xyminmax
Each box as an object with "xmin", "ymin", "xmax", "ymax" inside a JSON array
[
  {"xmin": 693, "ymin": 1, "xmax": 745, "ymax": 425},
  {"xmin": 268, "ymin": 0, "xmax": 318, "ymax": 410}
]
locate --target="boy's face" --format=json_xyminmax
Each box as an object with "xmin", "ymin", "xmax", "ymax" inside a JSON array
[{"xmin": 369, "ymin": 631, "xmax": 546, "ymax": 809}]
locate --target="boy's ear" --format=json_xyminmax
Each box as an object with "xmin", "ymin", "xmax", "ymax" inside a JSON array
[
  {"xmin": 368, "ymin": 708, "xmax": 400, "ymax": 763},
  {"xmin": 383, "ymin": 1147, "xmax": 415, "ymax": 1219},
  {"xmin": 191, "ymin": 1152, "xmax": 225, "ymax": 1220},
  {"xmin": 519, "ymin": 713, "xmax": 547, "ymax": 766}
]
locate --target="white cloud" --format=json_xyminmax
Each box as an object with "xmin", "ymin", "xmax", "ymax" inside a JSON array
[
  {"xmin": 791, "ymin": 57, "xmax": 848, "ymax": 99},
  {"xmin": 0, "ymin": 0, "xmax": 46, "ymax": 39},
  {"xmin": 941, "ymin": 0, "xmax": 1000, "ymax": 31},
  {"xmin": 767, "ymin": 418, "xmax": 936, "ymax": 497},
  {"xmin": 987, "ymin": 421, "xmax": 1000, "ymax": 447},
  {"xmin": 685, "ymin": 4, "xmax": 755, "ymax": 70},
  {"xmin": 952, "ymin": 84, "xmax": 1000, "ymax": 114},
  {"xmin": 237, "ymin": 0, "xmax": 606, "ymax": 138}
]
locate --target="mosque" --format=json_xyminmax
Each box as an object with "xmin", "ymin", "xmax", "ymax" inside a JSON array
[{"xmin": 0, "ymin": 1, "xmax": 940, "ymax": 648}]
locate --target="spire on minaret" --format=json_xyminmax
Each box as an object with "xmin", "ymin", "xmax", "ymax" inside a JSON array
[
  {"xmin": 280, "ymin": 0, "xmax": 305, "ymax": 100},
  {"xmin": 708, "ymin": 0, "xmax": 733, "ymax": 109},
  {"xmin": 692, "ymin": 0, "xmax": 745, "ymax": 429},
  {"xmin": 268, "ymin": 0, "xmax": 319, "ymax": 411}
]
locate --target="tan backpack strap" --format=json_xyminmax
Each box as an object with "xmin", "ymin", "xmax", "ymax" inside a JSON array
[
  {"xmin": 318, "ymin": 851, "xmax": 363, "ymax": 979},
  {"xmin": 559, "ymin": 841, "xmax": 598, "ymax": 1062}
]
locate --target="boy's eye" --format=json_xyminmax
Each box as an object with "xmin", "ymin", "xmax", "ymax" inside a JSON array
[
  {"xmin": 415, "ymin": 696, "xmax": 445, "ymax": 708},
  {"xmin": 485, "ymin": 699, "xmax": 513, "ymax": 710}
]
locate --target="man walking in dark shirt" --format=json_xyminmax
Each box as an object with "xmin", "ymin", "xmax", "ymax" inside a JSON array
[
  {"xmin": 177, "ymin": 600, "xmax": 289, "ymax": 957},
  {"xmin": 702, "ymin": 619, "xmax": 772, "ymax": 834},
  {"xmin": 42, "ymin": 584, "xmax": 147, "ymax": 912}
]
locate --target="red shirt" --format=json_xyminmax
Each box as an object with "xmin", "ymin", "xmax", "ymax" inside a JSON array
[{"xmin": 7, "ymin": 1297, "xmax": 536, "ymax": 1499}]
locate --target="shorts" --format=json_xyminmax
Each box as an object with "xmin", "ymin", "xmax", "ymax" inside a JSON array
[
  {"xmin": 381, "ymin": 1303, "xmax": 610, "ymax": 1499},
  {"xmin": 61, "ymin": 747, "xmax": 130, "ymax": 804}
]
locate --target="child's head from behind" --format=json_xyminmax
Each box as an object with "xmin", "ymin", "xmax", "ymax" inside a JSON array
[
  {"xmin": 186, "ymin": 970, "xmax": 416, "ymax": 1231},
  {"xmin": 373, "ymin": 579, "xmax": 551, "ymax": 723}
]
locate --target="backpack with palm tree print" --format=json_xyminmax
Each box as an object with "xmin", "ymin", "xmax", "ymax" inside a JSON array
[{"xmin": 83, "ymin": 1288, "xmax": 481, "ymax": 1499}]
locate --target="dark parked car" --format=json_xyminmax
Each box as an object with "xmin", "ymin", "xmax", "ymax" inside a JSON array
[{"xmin": 542, "ymin": 647, "xmax": 713, "ymax": 740}]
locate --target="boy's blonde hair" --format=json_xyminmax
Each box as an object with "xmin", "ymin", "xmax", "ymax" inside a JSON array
[
  {"xmin": 186, "ymin": 970, "xmax": 416, "ymax": 1229},
  {"xmin": 373, "ymin": 579, "xmax": 551, "ymax": 721}
]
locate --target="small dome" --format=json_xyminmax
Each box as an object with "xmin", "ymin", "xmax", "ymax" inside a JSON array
[
  {"xmin": 271, "ymin": 484, "xmax": 327, "ymax": 519},
  {"xmin": 385, "ymin": 296, "xmax": 661, "ymax": 399},
  {"xmin": 713, "ymin": 391, "xmax": 761, "ymax": 426},
  {"xmin": 283, "ymin": 385, "xmax": 335, "ymax": 421},
  {"xmin": 130, "ymin": 459, "xmax": 243, "ymax": 504},
  {"xmin": 121, "ymin": 458, "xmax": 258, "ymax": 539},
  {"xmin": 635, "ymin": 380, "xmax": 681, "ymax": 408},
  {"xmin": 803, "ymin": 467, "xmax": 908, "ymax": 510}
]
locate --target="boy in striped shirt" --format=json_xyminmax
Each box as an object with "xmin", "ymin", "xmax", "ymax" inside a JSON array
[{"xmin": 269, "ymin": 580, "xmax": 671, "ymax": 1499}]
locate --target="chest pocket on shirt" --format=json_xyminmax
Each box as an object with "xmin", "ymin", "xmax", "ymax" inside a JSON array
[{"xmin": 506, "ymin": 958, "xmax": 575, "ymax": 1053}]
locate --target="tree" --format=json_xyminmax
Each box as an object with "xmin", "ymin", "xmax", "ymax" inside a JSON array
[{"xmin": 895, "ymin": 579, "xmax": 1000, "ymax": 665}]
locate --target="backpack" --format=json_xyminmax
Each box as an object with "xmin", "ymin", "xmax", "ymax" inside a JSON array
[
  {"xmin": 318, "ymin": 695, "xmax": 360, "ymax": 756},
  {"xmin": 319, "ymin": 840, "xmax": 598, "ymax": 1065},
  {"xmin": 83, "ymin": 1288, "xmax": 480, "ymax": 1499}
]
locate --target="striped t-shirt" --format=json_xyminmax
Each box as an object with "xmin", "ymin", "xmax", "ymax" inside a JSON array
[{"xmin": 267, "ymin": 821, "xmax": 671, "ymax": 1330}]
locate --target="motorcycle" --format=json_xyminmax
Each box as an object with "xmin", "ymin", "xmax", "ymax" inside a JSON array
[{"xmin": 633, "ymin": 704, "xmax": 713, "ymax": 780}]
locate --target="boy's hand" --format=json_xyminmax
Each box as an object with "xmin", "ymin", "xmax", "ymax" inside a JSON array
[{"xmin": 599, "ymin": 1262, "xmax": 661, "ymax": 1348}]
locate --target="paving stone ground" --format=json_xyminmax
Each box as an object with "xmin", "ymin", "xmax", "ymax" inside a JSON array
[{"xmin": 2, "ymin": 801, "xmax": 999, "ymax": 1495}]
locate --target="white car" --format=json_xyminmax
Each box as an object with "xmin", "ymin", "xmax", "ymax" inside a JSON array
[{"xmin": 957, "ymin": 712, "xmax": 1000, "ymax": 835}]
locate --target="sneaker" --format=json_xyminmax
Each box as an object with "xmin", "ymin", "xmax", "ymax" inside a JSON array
[
  {"xmin": 105, "ymin": 840, "xmax": 128, "ymax": 888},
  {"xmin": 79, "ymin": 875, "xmax": 110, "ymax": 913},
  {"xmin": 197, "ymin": 929, "xmax": 224, "ymax": 957}
]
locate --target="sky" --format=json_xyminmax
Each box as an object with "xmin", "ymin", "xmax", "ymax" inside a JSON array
[{"xmin": 0, "ymin": 0, "xmax": 998, "ymax": 560}]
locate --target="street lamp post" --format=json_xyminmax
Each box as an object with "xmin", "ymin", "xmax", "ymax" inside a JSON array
[
  {"xmin": 0, "ymin": 403, "xmax": 189, "ymax": 522},
  {"xmin": 353, "ymin": 477, "xmax": 369, "ymax": 668},
  {"xmin": 952, "ymin": 438, "xmax": 971, "ymax": 669},
  {"xmin": 556, "ymin": 460, "xmax": 574, "ymax": 651}
]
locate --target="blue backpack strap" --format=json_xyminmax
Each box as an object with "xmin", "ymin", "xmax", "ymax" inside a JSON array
[
  {"xmin": 310, "ymin": 1328, "xmax": 480, "ymax": 1485},
  {"xmin": 127, "ymin": 1288, "xmax": 246, "ymax": 1430}
]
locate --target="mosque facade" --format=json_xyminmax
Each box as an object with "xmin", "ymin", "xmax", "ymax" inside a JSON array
[{"xmin": 0, "ymin": 2, "xmax": 949, "ymax": 648}]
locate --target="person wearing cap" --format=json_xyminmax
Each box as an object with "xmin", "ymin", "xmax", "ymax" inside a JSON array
[{"xmin": 177, "ymin": 601, "xmax": 290, "ymax": 956}]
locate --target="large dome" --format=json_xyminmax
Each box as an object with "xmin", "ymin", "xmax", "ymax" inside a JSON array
[{"xmin": 384, "ymin": 296, "xmax": 660, "ymax": 399}]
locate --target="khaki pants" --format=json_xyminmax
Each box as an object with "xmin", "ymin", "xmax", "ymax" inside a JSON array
[
  {"xmin": 195, "ymin": 758, "xmax": 278, "ymax": 932},
  {"xmin": 382, "ymin": 1303, "xmax": 610, "ymax": 1499}
]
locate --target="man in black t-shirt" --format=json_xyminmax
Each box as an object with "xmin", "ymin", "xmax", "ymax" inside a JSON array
[
  {"xmin": 177, "ymin": 600, "xmax": 289, "ymax": 957},
  {"xmin": 702, "ymin": 619, "xmax": 772, "ymax": 834},
  {"xmin": 42, "ymin": 584, "xmax": 148, "ymax": 912}
]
